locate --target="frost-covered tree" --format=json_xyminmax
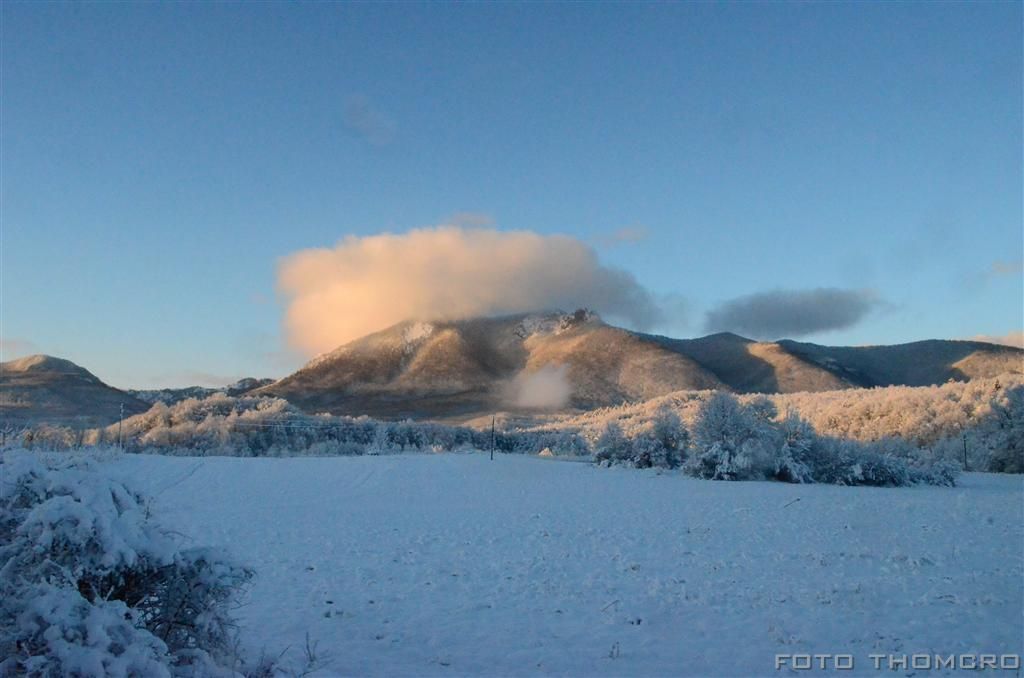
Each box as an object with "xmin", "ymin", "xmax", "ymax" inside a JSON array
[
  {"xmin": 366, "ymin": 421, "xmax": 393, "ymax": 455},
  {"xmin": 650, "ymin": 406, "xmax": 688, "ymax": 468},
  {"xmin": 594, "ymin": 421, "xmax": 630, "ymax": 465},
  {"xmin": 688, "ymin": 392, "xmax": 779, "ymax": 480},
  {"xmin": 774, "ymin": 415, "xmax": 816, "ymax": 483},
  {"xmin": 981, "ymin": 384, "xmax": 1024, "ymax": 473}
]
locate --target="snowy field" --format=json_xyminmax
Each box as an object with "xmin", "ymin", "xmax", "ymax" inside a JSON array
[{"xmin": 108, "ymin": 453, "xmax": 1023, "ymax": 677}]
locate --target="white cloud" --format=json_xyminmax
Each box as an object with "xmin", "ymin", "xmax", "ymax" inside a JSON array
[
  {"xmin": 0, "ymin": 337, "xmax": 37, "ymax": 360},
  {"xmin": 277, "ymin": 225, "xmax": 666, "ymax": 356}
]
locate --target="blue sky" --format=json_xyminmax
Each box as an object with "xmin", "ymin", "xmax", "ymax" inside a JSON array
[{"xmin": 3, "ymin": 2, "xmax": 1021, "ymax": 388}]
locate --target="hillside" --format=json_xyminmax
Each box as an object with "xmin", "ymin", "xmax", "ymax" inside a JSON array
[
  {"xmin": 777, "ymin": 337, "xmax": 1024, "ymax": 386},
  {"xmin": 258, "ymin": 311, "xmax": 1023, "ymax": 419},
  {"xmin": 256, "ymin": 312, "xmax": 725, "ymax": 419},
  {"xmin": 0, "ymin": 355, "xmax": 150, "ymax": 428},
  {"xmin": 5, "ymin": 318, "xmax": 1020, "ymax": 426}
]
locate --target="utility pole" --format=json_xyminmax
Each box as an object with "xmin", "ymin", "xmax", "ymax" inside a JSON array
[
  {"xmin": 118, "ymin": 402, "xmax": 124, "ymax": 450},
  {"xmin": 490, "ymin": 414, "xmax": 495, "ymax": 461},
  {"xmin": 962, "ymin": 433, "xmax": 969, "ymax": 472}
]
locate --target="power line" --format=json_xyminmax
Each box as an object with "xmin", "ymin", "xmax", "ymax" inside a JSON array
[{"xmin": 129, "ymin": 420, "xmax": 481, "ymax": 431}]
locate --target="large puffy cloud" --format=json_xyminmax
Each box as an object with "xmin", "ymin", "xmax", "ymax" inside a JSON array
[
  {"xmin": 278, "ymin": 226, "xmax": 664, "ymax": 356},
  {"xmin": 704, "ymin": 288, "xmax": 880, "ymax": 339}
]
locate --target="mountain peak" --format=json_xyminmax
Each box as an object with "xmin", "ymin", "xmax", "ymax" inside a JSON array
[{"xmin": 700, "ymin": 331, "xmax": 753, "ymax": 343}]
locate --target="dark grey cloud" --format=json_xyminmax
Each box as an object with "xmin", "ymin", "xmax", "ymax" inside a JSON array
[
  {"xmin": 705, "ymin": 288, "xmax": 880, "ymax": 339},
  {"xmin": 343, "ymin": 94, "xmax": 396, "ymax": 146}
]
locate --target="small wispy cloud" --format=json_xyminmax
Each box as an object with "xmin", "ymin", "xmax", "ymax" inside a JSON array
[
  {"xmin": 506, "ymin": 364, "xmax": 572, "ymax": 410},
  {"xmin": 989, "ymin": 259, "xmax": 1023, "ymax": 277},
  {"xmin": 969, "ymin": 330, "xmax": 1024, "ymax": 349},
  {"xmin": 610, "ymin": 225, "xmax": 649, "ymax": 243},
  {"xmin": 596, "ymin": 224, "xmax": 650, "ymax": 247},
  {"xmin": 705, "ymin": 288, "xmax": 881, "ymax": 339},
  {"xmin": 447, "ymin": 212, "xmax": 495, "ymax": 228},
  {"xmin": 343, "ymin": 94, "xmax": 396, "ymax": 146},
  {"xmin": 0, "ymin": 337, "xmax": 37, "ymax": 360}
]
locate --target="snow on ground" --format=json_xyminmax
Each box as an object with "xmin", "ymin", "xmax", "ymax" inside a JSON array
[{"xmin": 108, "ymin": 453, "xmax": 1023, "ymax": 677}]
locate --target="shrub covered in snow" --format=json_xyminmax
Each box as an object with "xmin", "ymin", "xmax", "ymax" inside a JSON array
[
  {"xmin": 593, "ymin": 407, "xmax": 688, "ymax": 469},
  {"xmin": 14, "ymin": 378, "xmax": 1017, "ymax": 484},
  {"xmin": 986, "ymin": 384, "xmax": 1024, "ymax": 472},
  {"xmin": 929, "ymin": 384, "xmax": 1024, "ymax": 474},
  {"xmin": 10, "ymin": 394, "xmax": 586, "ymax": 460},
  {"xmin": 593, "ymin": 421, "xmax": 629, "ymax": 465},
  {"xmin": 519, "ymin": 373, "xmax": 1024, "ymax": 473},
  {"xmin": 680, "ymin": 393, "xmax": 959, "ymax": 487},
  {"xmin": 0, "ymin": 451, "xmax": 254, "ymax": 677},
  {"xmin": 686, "ymin": 393, "xmax": 780, "ymax": 480}
]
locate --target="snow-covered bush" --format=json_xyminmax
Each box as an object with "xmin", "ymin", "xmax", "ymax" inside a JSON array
[
  {"xmin": 678, "ymin": 393, "xmax": 957, "ymax": 487},
  {"xmin": 520, "ymin": 373, "xmax": 1022, "ymax": 472},
  {"xmin": 12, "ymin": 424, "xmax": 83, "ymax": 450},
  {"xmin": 593, "ymin": 421, "xmax": 630, "ymax": 465},
  {"xmin": 0, "ymin": 451, "xmax": 253, "ymax": 676},
  {"xmin": 926, "ymin": 384, "xmax": 1023, "ymax": 473},
  {"xmin": 686, "ymin": 393, "xmax": 779, "ymax": 480},
  {"xmin": 977, "ymin": 384, "xmax": 1023, "ymax": 473},
  {"xmin": 772, "ymin": 415, "xmax": 816, "ymax": 483},
  {"xmin": 7, "ymin": 584, "xmax": 172, "ymax": 677},
  {"xmin": 649, "ymin": 406, "xmax": 687, "ymax": 469}
]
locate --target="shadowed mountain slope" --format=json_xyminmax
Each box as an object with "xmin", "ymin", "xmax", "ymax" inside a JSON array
[{"xmin": 776, "ymin": 338, "xmax": 1023, "ymax": 387}]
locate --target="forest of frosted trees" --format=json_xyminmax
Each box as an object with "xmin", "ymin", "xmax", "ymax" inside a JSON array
[{"xmin": 8, "ymin": 374, "xmax": 1022, "ymax": 486}]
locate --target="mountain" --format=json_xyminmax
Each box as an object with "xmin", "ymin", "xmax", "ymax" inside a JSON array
[
  {"xmin": 256, "ymin": 311, "xmax": 724, "ymax": 419},
  {"xmin": 129, "ymin": 377, "xmax": 275, "ymax": 405},
  {"xmin": 774, "ymin": 338, "xmax": 1023, "ymax": 387},
  {"xmin": 7, "ymin": 317, "xmax": 1020, "ymax": 428},
  {"xmin": 256, "ymin": 311, "xmax": 1024, "ymax": 420},
  {"xmin": 0, "ymin": 355, "xmax": 150, "ymax": 429}
]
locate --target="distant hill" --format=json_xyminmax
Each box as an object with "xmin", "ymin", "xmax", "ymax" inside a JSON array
[
  {"xmin": 129, "ymin": 377, "xmax": 275, "ymax": 405},
  {"xmin": 0, "ymin": 355, "xmax": 150, "ymax": 429},
  {"xmin": 256, "ymin": 311, "xmax": 1023, "ymax": 420},
  {"xmin": 775, "ymin": 338, "xmax": 1023, "ymax": 387}
]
